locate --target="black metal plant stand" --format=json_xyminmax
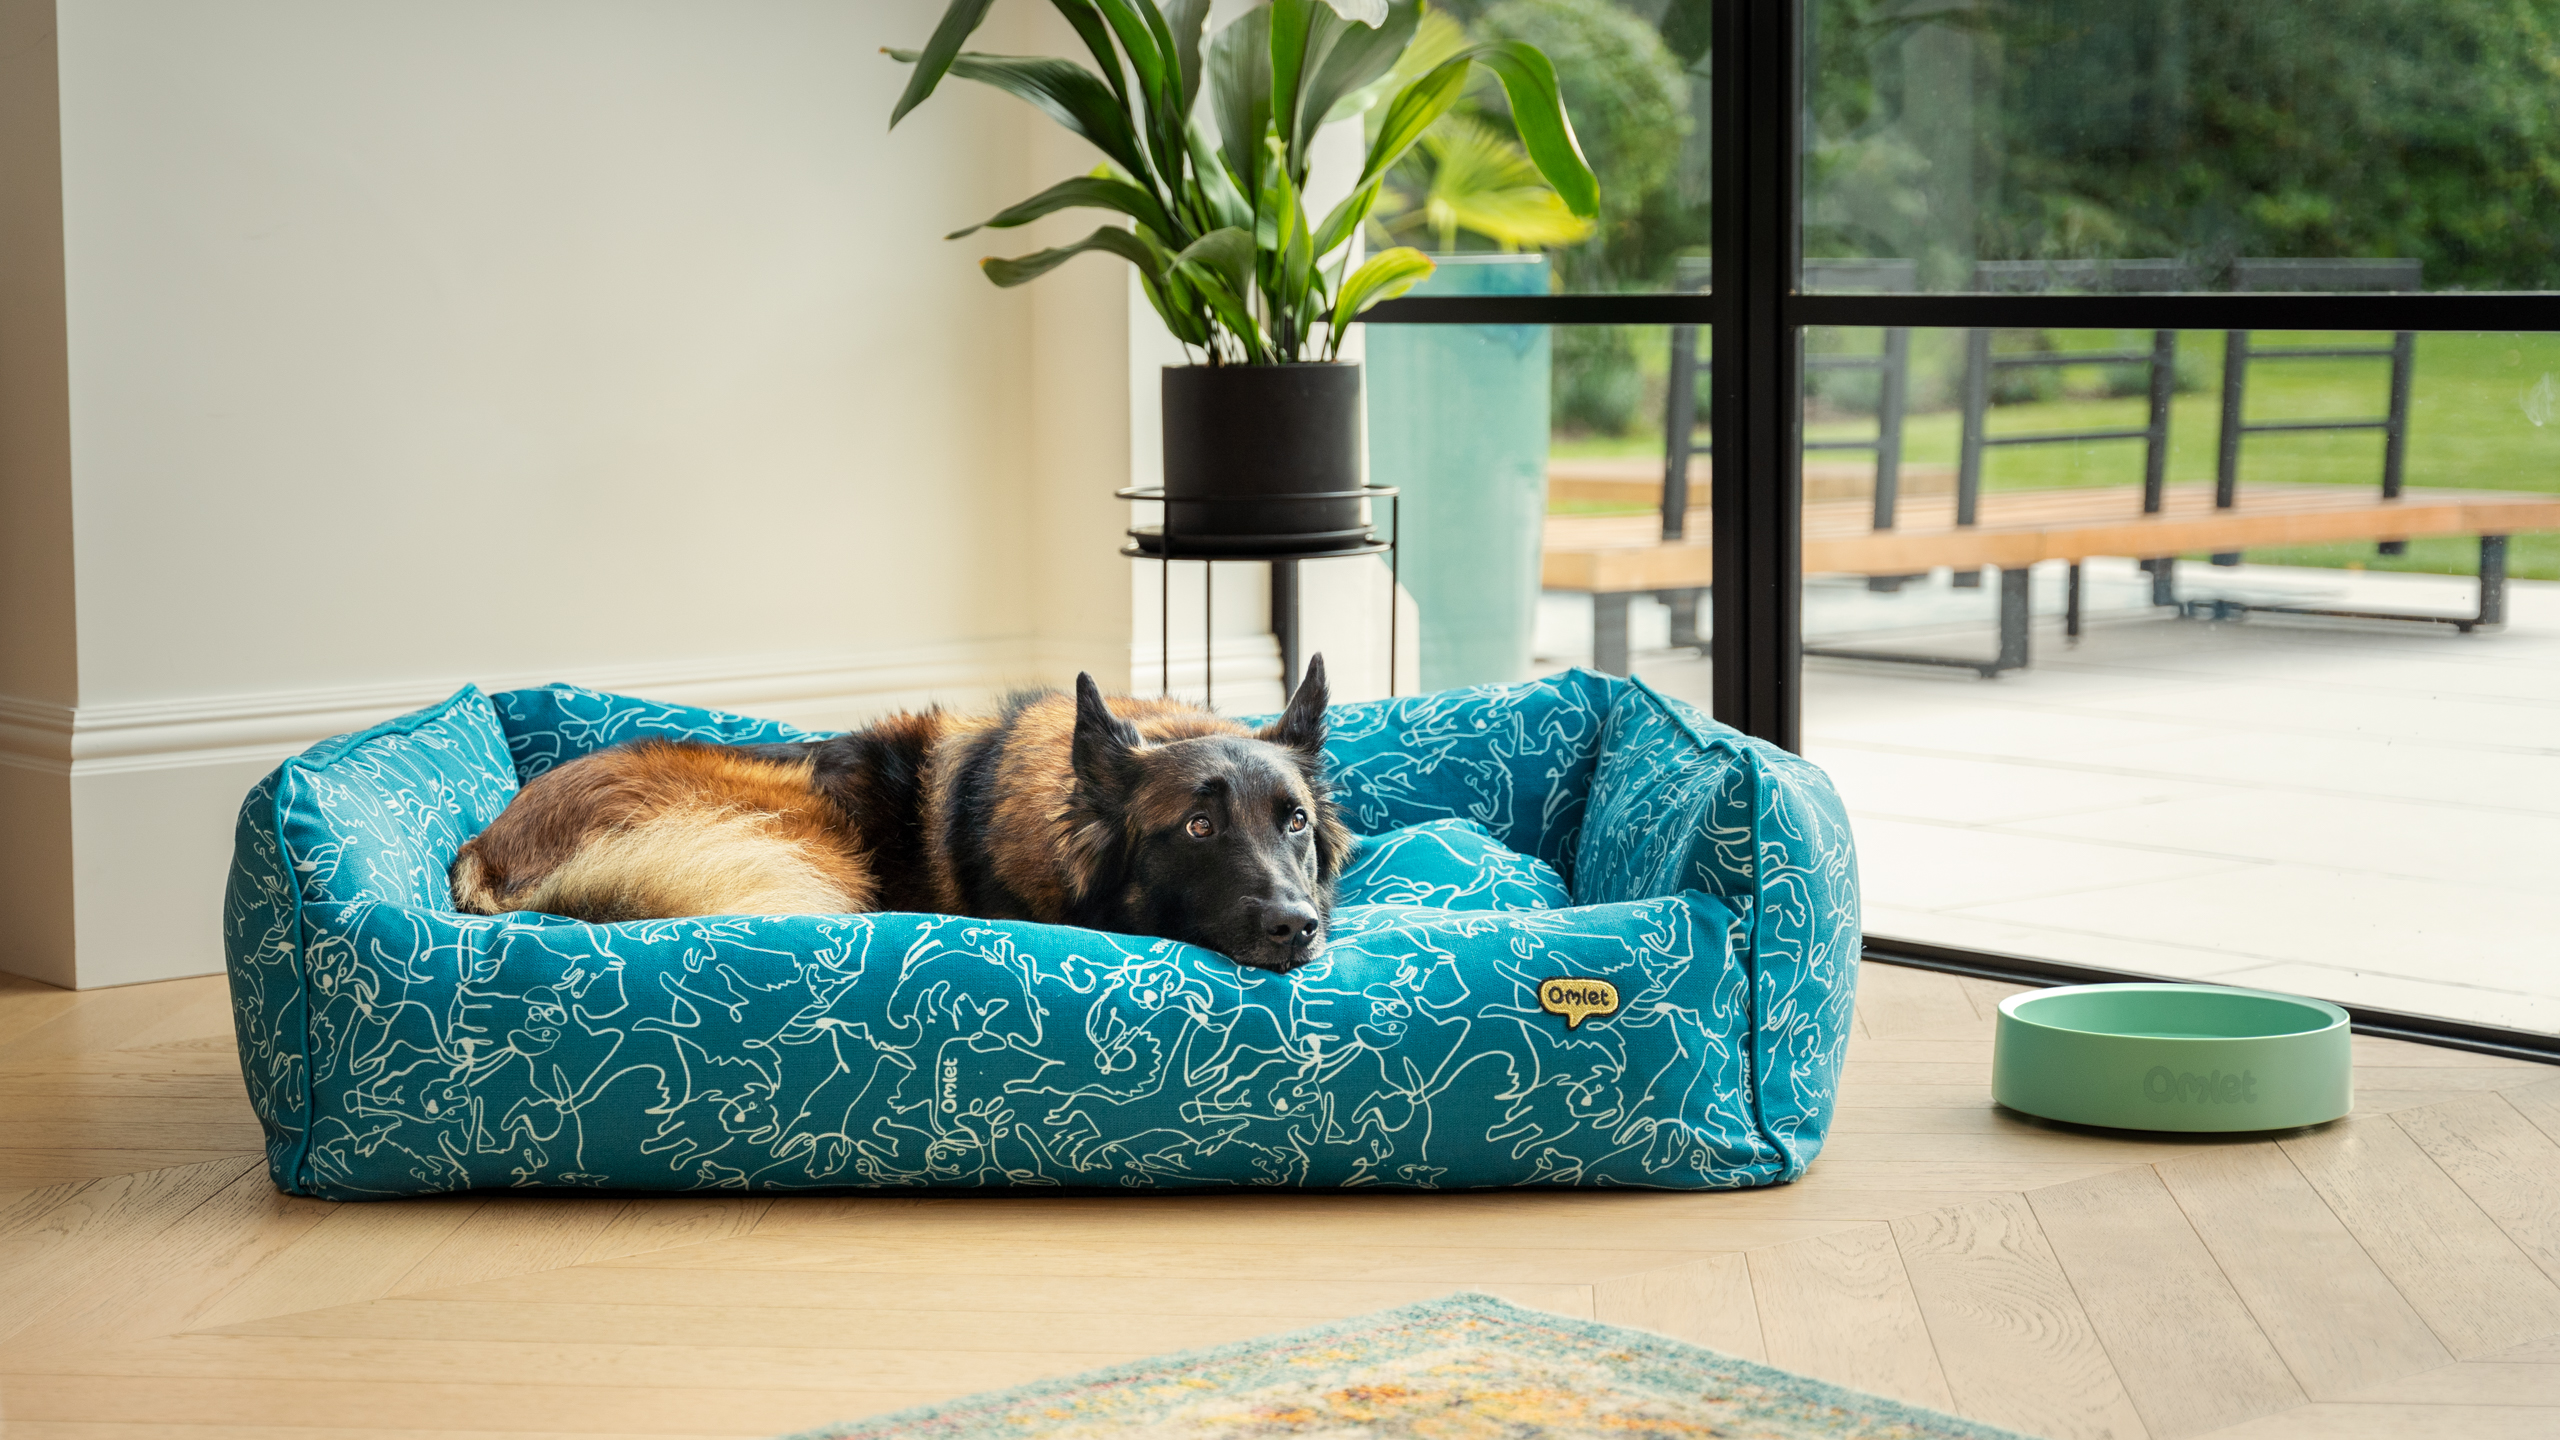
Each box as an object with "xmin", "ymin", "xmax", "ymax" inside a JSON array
[{"xmin": 1118, "ymin": 485, "xmax": 1400, "ymax": 709}]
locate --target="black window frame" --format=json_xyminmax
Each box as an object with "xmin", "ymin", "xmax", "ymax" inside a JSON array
[{"xmin": 1361, "ymin": 0, "xmax": 2560, "ymax": 1062}]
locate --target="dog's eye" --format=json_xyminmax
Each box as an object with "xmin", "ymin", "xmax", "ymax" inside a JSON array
[
  {"xmin": 1287, "ymin": 808, "xmax": 1308, "ymax": 833},
  {"xmin": 1186, "ymin": 815, "xmax": 1214, "ymax": 839}
]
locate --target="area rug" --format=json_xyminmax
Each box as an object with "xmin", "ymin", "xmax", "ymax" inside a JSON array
[{"xmin": 786, "ymin": 1292, "xmax": 2030, "ymax": 1439}]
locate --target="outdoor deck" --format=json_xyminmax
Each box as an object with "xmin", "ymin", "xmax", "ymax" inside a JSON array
[{"xmin": 1556, "ymin": 560, "xmax": 2560, "ymax": 1035}]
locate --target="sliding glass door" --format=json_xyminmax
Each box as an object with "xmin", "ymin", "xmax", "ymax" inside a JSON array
[{"xmin": 1363, "ymin": 0, "xmax": 2560, "ymax": 1054}]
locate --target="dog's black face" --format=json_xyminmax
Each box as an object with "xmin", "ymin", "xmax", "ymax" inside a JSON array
[{"xmin": 1071, "ymin": 658, "xmax": 1346, "ymax": 972}]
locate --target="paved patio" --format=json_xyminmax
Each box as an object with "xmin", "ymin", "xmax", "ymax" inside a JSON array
[{"xmin": 1540, "ymin": 559, "xmax": 2560, "ymax": 1035}]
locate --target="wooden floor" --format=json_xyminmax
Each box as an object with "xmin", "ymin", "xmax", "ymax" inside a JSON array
[{"xmin": 4, "ymin": 964, "xmax": 2558, "ymax": 1440}]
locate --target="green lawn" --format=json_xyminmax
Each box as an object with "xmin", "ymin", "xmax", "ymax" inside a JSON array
[{"xmin": 1551, "ymin": 330, "xmax": 2560, "ymax": 579}]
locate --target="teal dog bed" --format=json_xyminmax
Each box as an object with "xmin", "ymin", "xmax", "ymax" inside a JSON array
[{"xmin": 223, "ymin": 671, "xmax": 1858, "ymax": 1198}]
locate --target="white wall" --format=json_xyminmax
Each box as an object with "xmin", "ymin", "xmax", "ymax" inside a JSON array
[
  {"xmin": 56, "ymin": 0, "xmax": 1047, "ymax": 707},
  {"xmin": 0, "ymin": 0, "xmax": 1152, "ymax": 987},
  {"xmin": 0, "ymin": 0, "xmax": 1406, "ymax": 988}
]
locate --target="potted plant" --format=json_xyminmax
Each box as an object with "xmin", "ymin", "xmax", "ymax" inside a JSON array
[{"xmin": 889, "ymin": 0, "xmax": 1598, "ymax": 551}]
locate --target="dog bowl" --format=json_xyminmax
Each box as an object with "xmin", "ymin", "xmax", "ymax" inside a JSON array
[{"xmin": 1992, "ymin": 983, "xmax": 2352, "ymax": 1132}]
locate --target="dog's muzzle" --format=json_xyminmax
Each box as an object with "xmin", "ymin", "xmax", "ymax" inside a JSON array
[{"xmin": 1239, "ymin": 898, "xmax": 1325, "ymax": 972}]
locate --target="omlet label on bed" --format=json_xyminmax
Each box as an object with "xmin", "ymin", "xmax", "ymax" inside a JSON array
[
  {"xmin": 1540, "ymin": 978, "xmax": 1620, "ymax": 1029},
  {"xmin": 2143, "ymin": 1066, "xmax": 2259, "ymax": 1105}
]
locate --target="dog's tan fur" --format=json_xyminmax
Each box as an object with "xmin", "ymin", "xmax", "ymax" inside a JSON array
[{"xmin": 449, "ymin": 741, "xmax": 875, "ymax": 922}]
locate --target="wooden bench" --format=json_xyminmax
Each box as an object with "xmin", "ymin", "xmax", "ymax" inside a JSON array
[
  {"xmin": 1550, "ymin": 457, "xmax": 1955, "ymax": 508},
  {"xmin": 1544, "ymin": 482, "xmax": 2560, "ymax": 677}
]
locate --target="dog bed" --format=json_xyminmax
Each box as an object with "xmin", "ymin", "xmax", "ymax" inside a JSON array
[{"xmin": 224, "ymin": 670, "xmax": 1858, "ymax": 1199}]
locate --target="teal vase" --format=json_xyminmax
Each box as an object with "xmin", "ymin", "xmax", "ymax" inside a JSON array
[{"xmin": 1364, "ymin": 254, "xmax": 1551, "ymax": 690}]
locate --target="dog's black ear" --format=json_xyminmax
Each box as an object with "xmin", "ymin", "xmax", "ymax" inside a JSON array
[
  {"xmin": 1071, "ymin": 673, "xmax": 1143, "ymax": 795},
  {"xmin": 1258, "ymin": 652, "xmax": 1329, "ymax": 758}
]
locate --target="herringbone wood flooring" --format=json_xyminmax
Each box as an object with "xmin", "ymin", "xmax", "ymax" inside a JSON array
[{"xmin": 2, "ymin": 963, "xmax": 2557, "ymax": 1439}]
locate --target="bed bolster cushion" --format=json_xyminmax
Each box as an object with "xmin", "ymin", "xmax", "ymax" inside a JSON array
[
  {"xmin": 1335, "ymin": 820, "xmax": 1573, "ymax": 912},
  {"xmin": 1574, "ymin": 679, "xmax": 1862, "ymax": 1172}
]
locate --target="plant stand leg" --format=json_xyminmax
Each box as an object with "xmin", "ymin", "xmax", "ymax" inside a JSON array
[{"xmin": 1270, "ymin": 559, "xmax": 1300, "ymax": 696}]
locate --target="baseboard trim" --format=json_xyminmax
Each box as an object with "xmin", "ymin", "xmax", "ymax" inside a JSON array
[
  {"xmin": 0, "ymin": 696, "xmax": 74, "ymax": 776},
  {"xmin": 0, "ymin": 638, "xmax": 1073, "ymax": 777}
]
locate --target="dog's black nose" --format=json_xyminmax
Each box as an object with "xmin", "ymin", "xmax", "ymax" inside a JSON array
[{"xmin": 1261, "ymin": 901, "xmax": 1320, "ymax": 946}]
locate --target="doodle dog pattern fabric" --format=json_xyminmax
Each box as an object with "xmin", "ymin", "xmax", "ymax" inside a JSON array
[{"xmin": 224, "ymin": 671, "xmax": 1858, "ymax": 1198}]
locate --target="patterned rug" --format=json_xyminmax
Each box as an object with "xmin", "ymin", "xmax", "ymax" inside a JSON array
[{"xmin": 786, "ymin": 1292, "xmax": 2030, "ymax": 1439}]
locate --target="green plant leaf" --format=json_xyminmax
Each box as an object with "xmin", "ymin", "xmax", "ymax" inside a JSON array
[
  {"xmin": 891, "ymin": 0, "xmax": 1588, "ymax": 363},
  {"xmin": 1046, "ymin": 0, "xmax": 1131, "ymax": 111},
  {"xmin": 1207, "ymin": 6, "xmax": 1272, "ymax": 208},
  {"xmin": 1354, "ymin": 42, "xmax": 1597, "ymax": 221},
  {"xmin": 1466, "ymin": 41, "xmax": 1600, "ymax": 219},
  {"xmin": 1259, "ymin": 136, "xmax": 1317, "ymax": 354},
  {"xmin": 1267, "ymin": 0, "xmax": 1317, "ymax": 175},
  {"xmin": 1130, "ymin": 0, "xmax": 1191, "ymax": 169},
  {"xmin": 887, "ymin": 0, "xmax": 1000, "ymax": 128},
  {"xmin": 1163, "ymin": 0, "xmax": 1210, "ymax": 113},
  {"xmin": 1360, "ymin": 53, "xmax": 1473, "ymax": 189},
  {"xmin": 1092, "ymin": 0, "xmax": 1180, "ymax": 180},
  {"xmin": 1094, "ymin": 0, "xmax": 1179, "ymax": 95},
  {"xmin": 1361, "ymin": 6, "xmax": 1469, "ymax": 117},
  {"xmin": 1311, "ymin": 177, "xmax": 1383, "ymax": 259},
  {"xmin": 1297, "ymin": 0, "xmax": 1418, "ymax": 146},
  {"xmin": 1173, "ymin": 259, "xmax": 1267, "ymax": 363},
  {"xmin": 1186, "ymin": 116, "xmax": 1253, "ymax": 230},
  {"xmin": 1440, "ymin": 185, "xmax": 1592, "ymax": 247},
  {"xmin": 1330, "ymin": 245, "xmax": 1434, "ymax": 330},
  {"xmin": 894, "ymin": 49, "xmax": 1153, "ymax": 182},
  {"xmin": 1256, "ymin": 135, "xmax": 1294, "ymax": 256},
  {"xmin": 1141, "ymin": 267, "xmax": 1213, "ymax": 347},
  {"xmin": 1270, "ymin": 0, "xmax": 1363, "ymax": 176},
  {"xmin": 945, "ymin": 174, "xmax": 1178, "ymax": 244},
  {"xmin": 1174, "ymin": 225, "xmax": 1256, "ymax": 301},
  {"xmin": 981, "ymin": 224, "xmax": 1163, "ymax": 287},
  {"xmin": 1382, "ymin": 112, "xmax": 1595, "ymax": 252}
]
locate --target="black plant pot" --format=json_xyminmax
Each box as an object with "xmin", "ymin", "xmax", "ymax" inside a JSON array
[{"xmin": 1154, "ymin": 362, "xmax": 1367, "ymax": 556}]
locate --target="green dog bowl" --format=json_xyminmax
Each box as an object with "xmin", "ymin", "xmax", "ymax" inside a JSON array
[{"xmin": 1992, "ymin": 983, "xmax": 2352, "ymax": 1132}]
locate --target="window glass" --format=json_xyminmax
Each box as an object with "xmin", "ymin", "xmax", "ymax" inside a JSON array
[
  {"xmin": 1379, "ymin": 310, "xmax": 2560, "ymax": 1035},
  {"xmin": 1786, "ymin": 324, "xmax": 2560, "ymax": 1033},
  {"xmin": 1804, "ymin": 1, "xmax": 2560, "ymax": 292},
  {"xmin": 1371, "ymin": 318, "xmax": 1704, "ymax": 684},
  {"xmin": 1372, "ymin": 2, "xmax": 1709, "ymax": 294}
]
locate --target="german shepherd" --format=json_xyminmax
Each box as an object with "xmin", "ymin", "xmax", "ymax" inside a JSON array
[{"xmin": 449, "ymin": 656, "xmax": 1351, "ymax": 971}]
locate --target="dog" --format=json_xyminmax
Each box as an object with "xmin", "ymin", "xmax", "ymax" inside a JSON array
[{"xmin": 449, "ymin": 655, "xmax": 1351, "ymax": 970}]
